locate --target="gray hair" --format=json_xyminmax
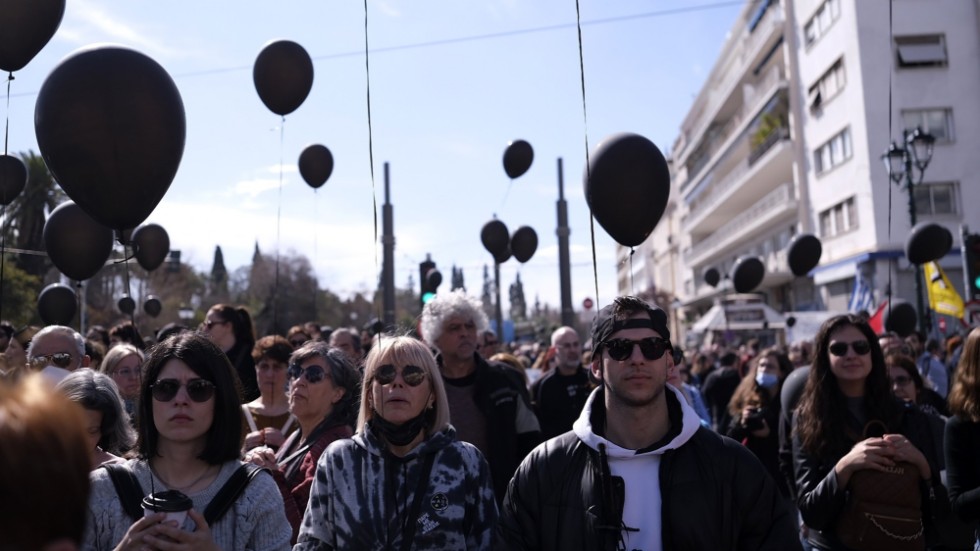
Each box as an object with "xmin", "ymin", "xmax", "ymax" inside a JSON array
[
  {"xmin": 291, "ymin": 341, "xmax": 361, "ymax": 427},
  {"xmin": 55, "ymin": 368, "xmax": 135, "ymax": 455},
  {"xmin": 101, "ymin": 344, "xmax": 144, "ymax": 376},
  {"xmin": 28, "ymin": 325, "xmax": 86, "ymax": 368},
  {"xmin": 419, "ymin": 290, "xmax": 489, "ymax": 347}
]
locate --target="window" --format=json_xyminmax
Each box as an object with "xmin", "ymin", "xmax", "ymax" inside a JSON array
[
  {"xmin": 808, "ymin": 58, "xmax": 846, "ymax": 111},
  {"xmin": 803, "ymin": 0, "xmax": 841, "ymax": 47},
  {"xmin": 895, "ymin": 35, "xmax": 947, "ymax": 68},
  {"xmin": 912, "ymin": 182, "xmax": 959, "ymax": 216},
  {"xmin": 902, "ymin": 108, "xmax": 954, "ymax": 142},
  {"xmin": 819, "ymin": 197, "xmax": 858, "ymax": 238},
  {"xmin": 813, "ymin": 127, "xmax": 852, "ymax": 174}
]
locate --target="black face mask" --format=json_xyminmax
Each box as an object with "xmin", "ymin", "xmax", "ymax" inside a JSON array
[{"xmin": 370, "ymin": 409, "xmax": 429, "ymax": 447}]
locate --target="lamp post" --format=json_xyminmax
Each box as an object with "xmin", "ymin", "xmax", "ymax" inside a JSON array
[{"xmin": 881, "ymin": 126, "xmax": 936, "ymax": 333}]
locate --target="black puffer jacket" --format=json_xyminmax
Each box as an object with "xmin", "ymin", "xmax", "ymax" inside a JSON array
[{"xmin": 497, "ymin": 387, "xmax": 802, "ymax": 551}]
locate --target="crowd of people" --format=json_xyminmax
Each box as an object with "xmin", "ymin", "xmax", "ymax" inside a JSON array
[{"xmin": 1, "ymin": 293, "xmax": 979, "ymax": 550}]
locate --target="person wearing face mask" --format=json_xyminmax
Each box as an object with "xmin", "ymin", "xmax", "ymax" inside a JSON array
[
  {"xmin": 295, "ymin": 335, "xmax": 497, "ymax": 550},
  {"xmin": 725, "ymin": 347, "xmax": 794, "ymax": 498}
]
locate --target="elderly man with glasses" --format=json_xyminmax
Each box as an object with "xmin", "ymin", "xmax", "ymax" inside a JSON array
[{"xmin": 27, "ymin": 325, "xmax": 91, "ymax": 384}]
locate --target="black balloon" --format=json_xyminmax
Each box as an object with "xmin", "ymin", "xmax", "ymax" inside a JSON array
[
  {"xmin": 905, "ymin": 222, "xmax": 953, "ymax": 265},
  {"xmin": 884, "ymin": 300, "xmax": 918, "ymax": 336},
  {"xmin": 704, "ymin": 267, "xmax": 720, "ymax": 288},
  {"xmin": 118, "ymin": 295, "xmax": 136, "ymax": 315},
  {"xmin": 503, "ymin": 140, "xmax": 534, "ymax": 179},
  {"xmin": 786, "ymin": 316, "xmax": 797, "ymax": 328},
  {"xmin": 253, "ymin": 40, "xmax": 314, "ymax": 116},
  {"xmin": 299, "ymin": 144, "xmax": 334, "ymax": 189},
  {"xmin": 0, "ymin": 0, "xmax": 65, "ymax": 72},
  {"xmin": 35, "ymin": 46, "xmax": 185, "ymax": 231},
  {"xmin": 787, "ymin": 234, "xmax": 823, "ymax": 277},
  {"xmin": 511, "ymin": 226, "xmax": 538, "ymax": 263},
  {"xmin": 132, "ymin": 224, "xmax": 170, "ymax": 271},
  {"xmin": 144, "ymin": 295, "xmax": 162, "ymax": 317},
  {"xmin": 494, "ymin": 245, "xmax": 512, "ymax": 265},
  {"xmin": 585, "ymin": 133, "xmax": 671, "ymax": 247},
  {"xmin": 731, "ymin": 256, "xmax": 765, "ymax": 293},
  {"xmin": 0, "ymin": 154, "xmax": 27, "ymax": 206},
  {"xmin": 43, "ymin": 202, "xmax": 113, "ymax": 281},
  {"xmin": 37, "ymin": 283, "xmax": 76, "ymax": 326},
  {"xmin": 481, "ymin": 220, "xmax": 510, "ymax": 260}
]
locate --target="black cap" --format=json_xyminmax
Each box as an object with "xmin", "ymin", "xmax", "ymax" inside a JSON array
[{"xmin": 591, "ymin": 296, "xmax": 670, "ymax": 352}]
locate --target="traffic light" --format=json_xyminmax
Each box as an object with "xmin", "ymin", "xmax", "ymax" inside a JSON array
[
  {"xmin": 965, "ymin": 234, "xmax": 980, "ymax": 301},
  {"xmin": 419, "ymin": 256, "xmax": 442, "ymax": 308}
]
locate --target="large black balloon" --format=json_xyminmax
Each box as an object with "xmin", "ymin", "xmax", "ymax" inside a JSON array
[
  {"xmin": 704, "ymin": 267, "xmax": 720, "ymax": 288},
  {"xmin": 884, "ymin": 300, "xmax": 918, "ymax": 336},
  {"xmin": 35, "ymin": 46, "xmax": 185, "ymax": 231},
  {"xmin": 481, "ymin": 220, "xmax": 510, "ymax": 260},
  {"xmin": 787, "ymin": 234, "xmax": 823, "ymax": 277},
  {"xmin": 43, "ymin": 202, "xmax": 113, "ymax": 281},
  {"xmin": 299, "ymin": 144, "xmax": 334, "ymax": 189},
  {"xmin": 0, "ymin": 0, "xmax": 65, "ymax": 73},
  {"xmin": 0, "ymin": 154, "xmax": 27, "ymax": 205},
  {"xmin": 253, "ymin": 40, "xmax": 314, "ymax": 116},
  {"xmin": 37, "ymin": 283, "xmax": 75, "ymax": 326},
  {"xmin": 132, "ymin": 224, "xmax": 170, "ymax": 271},
  {"xmin": 731, "ymin": 256, "xmax": 765, "ymax": 293},
  {"xmin": 118, "ymin": 295, "xmax": 136, "ymax": 315},
  {"xmin": 144, "ymin": 295, "xmax": 162, "ymax": 318},
  {"xmin": 585, "ymin": 133, "xmax": 670, "ymax": 247},
  {"xmin": 511, "ymin": 226, "xmax": 538, "ymax": 263},
  {"xmin": 905, "ymin": 222, "xmax": 953, "ymax": 265},
  {"xmin": 503, "ymin": 140, "xmax": 533, "ymax": 179}
]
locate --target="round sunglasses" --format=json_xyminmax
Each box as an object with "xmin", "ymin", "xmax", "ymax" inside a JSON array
[
  {"xmin": 828, "ymin": 340, "xmax": 871, "ymax": 357},
  {"xmin": 603, "ymin": 337, "xmax": 672, "ymax": 362},
  {"xmin": 151, "ymin": 378, "xmax": 216, "ymax": 402},
  {"xmin": 288, "ymin": 364, "xmax": 330, "ymax": 384},
  {"xmin": 29, "ymin": 352, "xmax": 74, "ymax": 370},
  {"xmin": 374, "ymin": 364, "xmax": 426, "ymax": 387}
]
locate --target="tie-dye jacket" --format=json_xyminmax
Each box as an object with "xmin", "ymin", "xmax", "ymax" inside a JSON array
[{"xmin": 294, "ymin": 425, "xmax": 498, "ymax": 550}]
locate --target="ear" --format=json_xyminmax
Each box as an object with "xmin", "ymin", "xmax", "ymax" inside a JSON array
[
  {"xmin": 331, "ymin": 387, "xmax": 346, "ymax": 405},
  {"xmin": 590, "ymin": 356, "xmax": 604, "ymax": 382}
]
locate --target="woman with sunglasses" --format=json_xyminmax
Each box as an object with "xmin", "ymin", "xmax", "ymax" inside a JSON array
[
  {"xmin": 242, "ymin": 335, "xmax": 298, "ymax": 453},
  {"xmin": 101, "ymin": 344, "xmax": 145, "ymax": 420},
  {"xmin": 83, "ymin": 332, "xmax": 291, "ymax": 550},
  {"xmin": 793, "ymin": 314, "xmax": 945, "ymax": 550},
  {"xmin": 295, "ymin": 335, "xmax": 497, "ymax": 550},
  {"xmin": 245, "ymin": 342, "xmax": 358, "ymax": 542},
  {"xmin": 202, "ymin": 303, "xmax": 261, "ymax": 403}
]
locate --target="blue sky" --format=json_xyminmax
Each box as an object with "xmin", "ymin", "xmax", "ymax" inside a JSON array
[{"xmin": 5, "ymin": 0, "xmax": 743, "ymax": 314}]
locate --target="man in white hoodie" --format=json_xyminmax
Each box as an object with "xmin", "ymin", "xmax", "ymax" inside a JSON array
[{"xmin": 496, "ymin": 296, "xmax": 801, "ymax": 551}]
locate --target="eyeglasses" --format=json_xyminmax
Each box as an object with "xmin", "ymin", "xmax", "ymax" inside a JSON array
[
  {"xmin": 202, "ymin": 319, "xmax": 228, "ymax": 329},
  {"xmin": 374, "ymin": 364, "xmax": 426, "ymax": 387},
  {"xmin": 891, "ymin": 375, "xmax": 912, "ymax": 386},
  {"xmin": 603, "ymin": 337, "xmax": 672, "ymax": 362},
  {"xmin": 29, "ymin": 352, "xmax": 74, "ymax": 370},
  {"xmin": 828, "ymin": 340, "xmax": 872, "ymax": 357},
  {"xmin": 151, "ymin": 378, "xmax": 216, "ymax": 402},
  {"xmin": 287, "ymin": 364, "xmax": 329, "ymax": 384},
  {"xmin": 113, "ymin": 367, "xmax": 140, "ymax": 378}
]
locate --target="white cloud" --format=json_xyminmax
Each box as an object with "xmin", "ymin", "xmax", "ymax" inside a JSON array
[
  {"xmin": 232, "ymin": 178, "xmax": 286, "ymax": 199},
  {"xmin": 59, "ymin": 0, "xmax": 190, "ymax": 60},
  {"xmin": 377, "ymin": 1, "xmax": 401, "ymax": 17}
]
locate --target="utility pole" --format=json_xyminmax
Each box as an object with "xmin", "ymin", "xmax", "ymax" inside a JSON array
[
  {"xmin": 556, "ymin": 158, "xmax": 574, "ymax": 327},
  {"xmin": 381, "ymin": 163, "xmax": 395, "ymax": 329}
]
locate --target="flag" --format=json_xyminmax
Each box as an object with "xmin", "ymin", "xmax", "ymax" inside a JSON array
[
  {"xmin": 924, "ymin": 261, "xmax": 965, "ymax": 319},
  {"xmin": 848, "ymin": 273, "xmax": 875, "ymax": 314},
  {"xmin": 868, "ymin": 299, "xmax": 888, "ymax": 335}
]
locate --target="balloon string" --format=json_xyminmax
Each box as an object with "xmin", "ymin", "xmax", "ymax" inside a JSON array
[
  {"xmin": 575, "ymin": 0, "xmax": 598, "ymax": 308},
  {"xmin": 497, "ymin": 178, "xmax": 514, "ymax": 215},
  {"xmin": 274, "ymin": 116, "xmax": 284, "ymax": 333},
  {"xmin": 629, "ymin": 248, "xmax": 635, "ymax": 294},
  {"xmin": 75, "ymin": 280, "xmax": 83, "ymax": 333},
  {"xmin": 1, "ymin": 73, "xmax": 11, "ymax": 320},
  {"xmin": 364, "ymin": 0, "xmax": 383, "ymax": 332},
  {"xmin": 312, "ymin": 189, "xmax": 319, "ymax": 322},
  {"xmin": 122, "ymin": 242, "xmax": 135, "ymax": 326},
  {"xmin": 885, "ymin": 0, "xmax": 893, "ymax": 317}
]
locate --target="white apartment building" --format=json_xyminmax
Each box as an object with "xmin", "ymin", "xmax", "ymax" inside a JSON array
[{"xmin": 620, "ymin": 0, "xmax": 980, "ymax": 344}]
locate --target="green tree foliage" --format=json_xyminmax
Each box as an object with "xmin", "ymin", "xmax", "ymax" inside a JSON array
[
  {"xmin": 2, "ymin": 151, "xmax": 64, "ymax": 279},
  {"xmin": 0, "ymin": 258, "xmax": 42, "ymax": 326}
]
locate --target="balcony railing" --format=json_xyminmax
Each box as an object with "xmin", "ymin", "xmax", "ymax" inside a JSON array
[{"xmin": 749, "ymin": 126, "xmax": 790, "ymax": 165}]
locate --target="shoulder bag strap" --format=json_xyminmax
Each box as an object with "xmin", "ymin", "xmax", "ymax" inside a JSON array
[
  {"xmin": 203, "ymin": 464, "xmax": 266, "ymax": 526},
  {"xmin": 102, "ymin": 463, "xmax": 146, "ymax": 522},
  {"xmin": 398, "ymin": 452, "xmax": 437, "ymax": 551}
]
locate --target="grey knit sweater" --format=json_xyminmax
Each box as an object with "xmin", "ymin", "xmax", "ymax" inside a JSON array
[{"xmin": 82, "ymin": 458, "xmax": 291, "ymax": 550}]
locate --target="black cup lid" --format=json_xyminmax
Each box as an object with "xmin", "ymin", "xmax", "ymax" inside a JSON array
[{"xmin": 142, "ymin": 490, "xmax": 192, "ymax": 513}]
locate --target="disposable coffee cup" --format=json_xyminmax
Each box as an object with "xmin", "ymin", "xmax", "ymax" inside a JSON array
[{"xmin": 142, "ymin": 490, "xmax": 193, "ymax": 529}]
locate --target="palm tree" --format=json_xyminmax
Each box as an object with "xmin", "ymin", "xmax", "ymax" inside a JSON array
[{"xmin": 2, "ymin": 151, "xmax": 63, "ymax": 279}]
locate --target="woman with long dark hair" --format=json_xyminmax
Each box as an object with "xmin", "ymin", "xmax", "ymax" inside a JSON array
[
  {"xmin": 201, "ymin": 303, "xmax": 260, "ymax": 402},
  {"xmin": 793, "ymin": 314, "xmax": 944, "ymax": 550},
  {"xmin": 945, "ymin": 326, "xmax": 980, "ymax": 538}
]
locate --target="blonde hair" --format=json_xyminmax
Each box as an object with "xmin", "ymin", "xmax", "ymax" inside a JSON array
[
  {"xmin": 949, "ymin": 327, "xmax": 980, "ymax": 422},
  {"xmin": 356, "ymin": 335, "xmax": 450, "ymax": 435},
  {"xmin": 101, "ymin": 343, "xmax": 144, "ymax": 376}
]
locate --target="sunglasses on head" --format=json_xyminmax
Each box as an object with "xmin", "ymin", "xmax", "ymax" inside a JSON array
[
  {"xmin": 29, "ymin": 352, "xmax": 74, "ymax": 370},
  {"xmin": 151, "ymin": 378, "xmax": 216, "ymax": 402},
  {"xmin": 603, "ymin": 337, "xmax": 672, "ymax": 362},
  {"xmin": 828, "ymin": 340, "xmax": 871, "ymax": 357},
  {"xmin": 288, "ymin": 364, "xmax": 329, "ymax": 384},
  {"xmin": 374, "ymin": 364, "xmax": 426, "ymax": 387}
]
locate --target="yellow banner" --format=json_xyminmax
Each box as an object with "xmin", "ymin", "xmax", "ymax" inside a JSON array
[{"xmin": 924, "ymin": 262, "xmax": 965, "ymax": 318}]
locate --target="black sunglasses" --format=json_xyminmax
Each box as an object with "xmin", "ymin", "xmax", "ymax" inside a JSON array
[
  {"xmin": 151, "ymin": 378, "xmax": 216, "ymax": 402},
  {"xmin": 603, "ymin": 337, "xmax": 672, "ymax": 362},
  {"xmin": 829, "ymin": 340, "xmax": 871, "ymax": 357},
  {"xmin": 29, "ymin": 352, "xmax": 74, "ymax": 370},
  {"xmin": 288, "ymin": 364, "xmax": 329, "ymax": 384},
  {"xmin": 375, "ymin": 364, "xmax": 426, "ymax": 387}
]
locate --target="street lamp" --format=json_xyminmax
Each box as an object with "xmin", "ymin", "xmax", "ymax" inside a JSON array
[{"xmin": 881, "ymin": 126, "xmax": 936, "ymax": 333}]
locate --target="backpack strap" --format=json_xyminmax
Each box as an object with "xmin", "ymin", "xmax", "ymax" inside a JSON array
[
  {"xmin": 102, "ymin": 463, "xmax": 145, "ymax": 523},
  {"xmin": 203, "ymin": 463, "xmax": 266, "ymax": 526}
]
